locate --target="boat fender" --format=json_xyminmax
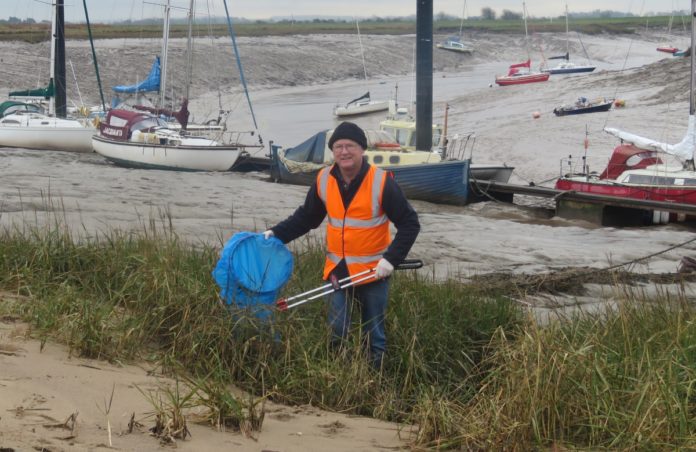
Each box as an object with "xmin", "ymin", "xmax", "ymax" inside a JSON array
[
  {"xmin": 132, "ymin": 130, "xmax": 146, "ymax": 143},
  {"xmin": 146, "ymin": 133, "xmax": 159, "ymax": 144}
]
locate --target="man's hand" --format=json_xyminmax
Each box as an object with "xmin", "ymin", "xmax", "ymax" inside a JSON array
[
  {"xmin": 262, "ymin": 230, "xmax": 274, "ymax": 240},
  {"xmin": 375, "ymin": 258, "xmax": 394, "ymax": 279}
]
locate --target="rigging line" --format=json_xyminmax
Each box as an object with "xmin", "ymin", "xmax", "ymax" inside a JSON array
[
  {"xmin": 67, "ymin": 60, "xmax": 84, "ymax": 108},
  {"xmin": 603, "ymin": 0, "xmax": 646, "ymax": 131},
  {"xmin": 458, "ymin": 0, "xmax": 466, "ymax": 38},
  {"xmin": 221, "ymin": 0, "xmax": 259, "ymax": 131},
  {"xmin": 204, "ymin": 0, "xmax": 224, "ymax": 120}
]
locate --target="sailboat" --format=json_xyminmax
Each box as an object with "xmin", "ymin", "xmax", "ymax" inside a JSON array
[
  {"xmin": 542, "ymin": 4, "xmax": 596, "ymax": 75},
  {"xmin": 436, "ymin": 0, "xmax": 474, "ymax": 54},
  {"xmin": 0, "ymin": 0, "xmax": 95, "ymax": 153},
  {"xmin": 92, "ymin": 0, "xmax": 262, "ymax": 171},
  {"xmin": 333, "ymin": 19, "xmax": 390, "ymax": 117},
  {"xmin": 554, "ymin": 0, "xmax": 696, "ymax": 224},
  {"xmin": 657, "ymin": 9, "xmax": 679, "ymax": 54},
  {"xmin": 494, "ymin": 2, "xmax": 549, "ymax": 86}
]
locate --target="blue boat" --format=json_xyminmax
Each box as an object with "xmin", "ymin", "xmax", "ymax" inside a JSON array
[
  {"xmin": 542, "ymin": 53, "xmax": 596, "ymax": 75},
  {"xmin": 269, "ymin": 131, "xmax": 471, "ymax": 205},
  {"xmin": 553, "ymin": 97, "xmax": 613, "ymax": 116},
  {"xmin": 385, "ymin": 159, "xmax": 471, "ymax": 205}
]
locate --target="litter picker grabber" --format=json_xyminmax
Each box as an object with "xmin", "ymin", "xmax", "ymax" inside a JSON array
[{"xmin": 275, "ymin": 258, "xmax": 423, "ymax": 311}]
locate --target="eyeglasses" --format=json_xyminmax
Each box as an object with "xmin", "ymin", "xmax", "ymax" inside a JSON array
[{"xmin": 332, "ymin": 143, "xmax": 361, "ymax": 152}]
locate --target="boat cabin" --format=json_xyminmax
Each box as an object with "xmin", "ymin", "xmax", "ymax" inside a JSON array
[
  {"xmin": 99, "ymin": 109, "xmax": 167, "ymax": 141},
  {"xmin": 599, "ymin": 144, "xmax": 663, "ymax": 180},
  {"xmin": 379, "ymin": 118, "xmax": 442, "ymax": 151},
  {"xmin": 0, "ymin": 101, "xmax": 43, "ymax": 118}
]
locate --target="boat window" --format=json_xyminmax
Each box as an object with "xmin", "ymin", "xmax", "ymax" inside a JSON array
[
  {"xmin": 131, "ymin": 117, "xmax": 165, "ymax": 132},
  {"xmin": 1, "ymin": 119, "xmax": 20, "ymax": 125},
  {"xmin": 432, "ymin": 130, "xmax": 442, "ymax": 147},
  {"xmin": 372, "ymin": 155, "xmax": 383, "ymax": 164},
  {"xmin": 389, "ymin": 155, "xmax": 400, "ymax": 164},
  {"xmin": 626, "ymin": 174, "xmax": 696, "ymax": 186},
  {"xmin": 389, "ymin": 130, "xmax": 405, "ymax": 146},
  {"xmin": 625, "ymin": 151, "xmax": 658, "ymax": 166},
  {"xmin": 108, "ymin": 115, "xmax": 129, "ymax": 127}
]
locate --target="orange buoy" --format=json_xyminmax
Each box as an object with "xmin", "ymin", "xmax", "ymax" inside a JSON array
[
  {"xmin": 614, "ymin": 99, "xmax": 625, "ymax": 108},
  {"xmin": 532, "ymin": 111, "xmax": 541, "ymax": 119}
]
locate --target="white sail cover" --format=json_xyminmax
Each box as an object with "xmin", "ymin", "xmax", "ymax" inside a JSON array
[{"xmin": 604, "ymin": 115, "xmax": 696, "ymax": 161}]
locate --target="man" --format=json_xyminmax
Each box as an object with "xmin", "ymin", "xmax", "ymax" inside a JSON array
[{"xmin": 265, "ymin": 121, "xmax": 420, "ymax": 369}]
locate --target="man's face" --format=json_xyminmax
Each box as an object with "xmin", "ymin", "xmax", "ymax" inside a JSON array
[{"xmin": 331, "ymin": 139, "xmax": 364, "ymax": 173}]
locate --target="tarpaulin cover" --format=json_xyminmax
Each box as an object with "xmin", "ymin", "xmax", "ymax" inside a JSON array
[
  {"xmin": 283, "ymin": 130, "xmax": 328, "ymax": 164},
  {"xmin": 213, "ymin": 232, "xmax": 293, "ymax": 319},
  {"xmin": 112, "ymin": 56, "xmax": 161, "ymax": 94}
]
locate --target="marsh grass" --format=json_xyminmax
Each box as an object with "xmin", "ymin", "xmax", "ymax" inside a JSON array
[
  {"xmin": 0, "ymin": 16, "xmax": 677, "ymax": 43},
  {"xmin": 4, "ymin": 214, "xmax": 696, "ymax": 448}
]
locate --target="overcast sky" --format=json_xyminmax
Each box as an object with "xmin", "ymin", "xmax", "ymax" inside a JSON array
[{"xmin": 2, "ymin": 1, "xmax": 689, "ymax": 23}]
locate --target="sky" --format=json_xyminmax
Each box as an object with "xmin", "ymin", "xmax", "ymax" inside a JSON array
[{"xmin": 1, "ymin": 1, "xmax": 689, "ymax": 24}]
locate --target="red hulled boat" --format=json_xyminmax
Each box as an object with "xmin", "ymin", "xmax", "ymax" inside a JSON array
[
  {"xmin": 554, "ymin": 118, "xmax": 696, "ymax": 223},
  {"xmin": 495, "ymin": 59, "xmax": 550, "ymax": 86},
  {"xmin": 554, "ymin": 0, "xmax": 696, "ymax": 224}
]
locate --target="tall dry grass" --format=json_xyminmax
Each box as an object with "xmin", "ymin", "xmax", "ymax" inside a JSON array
[{"xmin": 3, "ymin": 211, "xmax": 696, "ymax": 448}]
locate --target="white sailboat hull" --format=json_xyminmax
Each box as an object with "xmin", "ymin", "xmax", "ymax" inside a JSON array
[
  {"xmin": 0, "ymin": 115, "xmax": 95, "ymax": 153},
  {"xmin": 334, "ymin": 100, "xmax": 390, "ymax": 117},
  {"xmin": 92, "ymin": 135, "xmax": 242, "ymax": 172}
]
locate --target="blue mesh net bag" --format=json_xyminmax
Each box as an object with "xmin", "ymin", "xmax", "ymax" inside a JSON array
[{"xmin": 212, "ymin": 232, "xmax": 293, "ymax": 320}]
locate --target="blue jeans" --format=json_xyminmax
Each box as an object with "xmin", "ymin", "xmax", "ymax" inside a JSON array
[{"xmin": 327, "ymin": 278, "xmax": 390, "ymax": 369}]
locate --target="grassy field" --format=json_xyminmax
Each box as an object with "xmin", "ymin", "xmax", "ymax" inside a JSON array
[
  {"xmin": 3, "ymin": 210, "xmax": 696, "ymax": 448},
  {"xmin": 0, "ymin": 15, "xmax": 680, "ymax": 43}
]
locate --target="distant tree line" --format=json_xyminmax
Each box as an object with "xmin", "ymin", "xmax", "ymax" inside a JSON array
[
  {"xmin": 2, "ymin": 9, "xmax": 688, "ymax": 26},
  {"xmin": 437, "ymin": 7, "xmax": 688, "ymax": 21},
  {"xmin": 0, "ymin": 17, "xmax": 49, "ymax": 25}
]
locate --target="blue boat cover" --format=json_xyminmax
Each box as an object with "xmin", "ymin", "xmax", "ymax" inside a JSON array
[
  {"xmin": 112, "ymin": 56, "xmax": 161, "ymax": 94},
  {"xmin": 284, "ymin": 130, "xmax": 328, "ymax": 164},
  {"xmin": 212, "ymin": 232, "xmax": 293, "ymax": 319}
]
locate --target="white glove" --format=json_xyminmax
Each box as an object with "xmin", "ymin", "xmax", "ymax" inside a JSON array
[
  {"xmin": 262, "ymin": 230, "xmax": 274, "ymax": 240},
  {"xmin": 375, "ymin": 258, "xmax": 394, "ymax": 279}
]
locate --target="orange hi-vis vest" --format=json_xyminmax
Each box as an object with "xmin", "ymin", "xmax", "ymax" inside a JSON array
[{"xmin": 317, "ymin": 164, "xmax": 391, "ymax": 284}]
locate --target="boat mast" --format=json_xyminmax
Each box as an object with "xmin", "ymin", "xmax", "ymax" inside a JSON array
[
  {"xmin": 48, "ymin": 1, "xmax": 57, "ymax": 116},
  {"xmin": 355, "ymin": 18, "xmax": 368, "ymax": 82},
  {"xmin": 688, "ymin": 0, "xmax": 696, "ymax": 170},
  {"xmin": 184, "ymin": 0, "xmax": 194, "ymax": 101},
  {"xmin": 522, "ymin": 2, "xmax": 530, "ymax": 60},
  {"xmin": 565, "ymin": 3, "xmax": 569, "ymax": 57},
  {"xmin": 54, "ymin": 0, "xmax": 66, "ymax": 118},
  {"xmin": 458, "ymin": 0, "xmax": 466, "ymax": 38},
  {"xmin": 159, "ymin": 0, "xmax": 171, "ymax": 108},
  {"xmin": 691, "ymin": 0, "xmax": 695, "ymax": 117}
]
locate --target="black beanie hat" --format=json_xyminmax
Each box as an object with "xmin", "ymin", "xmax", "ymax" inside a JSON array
[{"xmin": 328, "ymin": 121, "xmax": 368, "ymax": 150}]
